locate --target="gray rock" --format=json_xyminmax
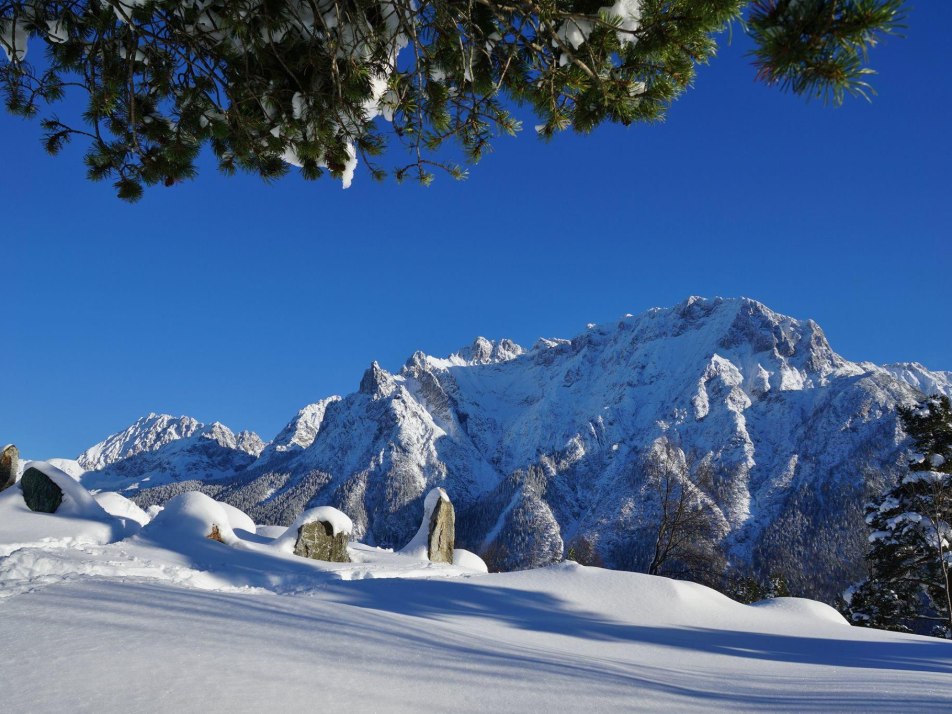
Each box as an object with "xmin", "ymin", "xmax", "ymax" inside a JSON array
[
  {"xmin": 21, "ymin": 467, "xmax": 63, "ymax": 513},
  {"xmin": 428, "ymin": 496, "xmax": 455, "ymax": 564},
  {"xmin": 0, "ymin": 444, "xmax": 17, "ymax": 492},
  {"xmin": 293, "ymin": 520, "xmax": 351, "ymax": 562}
]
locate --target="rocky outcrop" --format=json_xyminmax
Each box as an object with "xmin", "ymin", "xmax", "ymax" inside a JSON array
[
  {"xmin": 293, "ymin": 521, "xmax": 350, "ymax": 562},
  {"xmin": 0, "ymin": 444, "xmax": 17, "ymax": 492},
  {"xmin": 21, "ymin": 467, "xmax": 64, "ymax": 513},
  {"xmin": 427, "ymin": 490, "xmax": 455, "ymax": 564}
]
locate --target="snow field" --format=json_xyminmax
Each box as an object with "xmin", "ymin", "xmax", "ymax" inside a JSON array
[{"xmin": 1, "ymin": 460, "xmax": 950, "ymax": 712}]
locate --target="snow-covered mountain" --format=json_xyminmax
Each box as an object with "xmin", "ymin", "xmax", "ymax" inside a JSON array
[
  {"xmin": 76, "ymin": 297, "xmax": 951, "ymax": 600},
  {"xmin": 77, "ymin": 413, "xmax": 264, "ymax": 492},
  {"xmin": 256, "ymin": 396, "xmax": 341, "ymax": 461}
]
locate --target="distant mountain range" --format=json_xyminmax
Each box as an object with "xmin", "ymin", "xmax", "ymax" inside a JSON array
[{"xmin": 66, "ymin": 297, "xmax": 952, "ymax": 600}]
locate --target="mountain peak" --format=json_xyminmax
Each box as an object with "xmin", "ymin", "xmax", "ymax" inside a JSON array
[
  {"xmin": 360, "ymin": 361, "xmax": 396, "ymax": 398},
  {"xmin": 455, "ymin": 336, "xmax": 524, "ymax": 365},
  {"xmin": 77, "ymin": 413, "xmax": 262, "ymax": 471}
]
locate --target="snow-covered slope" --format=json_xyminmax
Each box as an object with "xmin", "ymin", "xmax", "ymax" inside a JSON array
[
  {"xmin": 77, "ymin": 297, "xmax": 951, "ymax": 600},
  {"xmin": 0, "ymin": 486, "xmax": 950, "ymax": 713},
  {"xmin": 256, "ymin": 396, "xmax": 341, "ymax": 461},
  {"xmin": 882, "ymin": 362, "xmax": 952, "ymax": 399},
  {"xmin": 78, "ymin": 414, "xmax": 265, "ymax": 492}
]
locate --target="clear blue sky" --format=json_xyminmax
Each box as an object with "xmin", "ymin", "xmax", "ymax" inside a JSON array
[{"xmin": 3, "ymin": 4, "xmax": 950, "ymax": 459}]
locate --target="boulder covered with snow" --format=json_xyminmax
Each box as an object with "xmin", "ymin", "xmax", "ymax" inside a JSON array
[
  {"xmin": 272, "ymin": 506, "xmax": 353, "ymax": 562},
  {"xmin": 0, "ymin": 462, "xmax": 132, "ymax": 556},
  {"xmin": 21, "ymin": 467, "xmax": 65, "ymax": 512},
  {"xmin": 0, "ymin": 444, "xmax": 17, "ymax": 492},
  {"xmin": 400, "ymin": 488, "xmax": 455, "ymax": 564},
  {"xmin": 294, "ymin": 521, "xmax": 351, "ymax": 563},
  {"xmin": 20, "ymin": 462, "xmax": 115, "ymax": 518}
]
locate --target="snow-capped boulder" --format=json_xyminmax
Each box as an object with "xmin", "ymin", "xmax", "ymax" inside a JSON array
[
  {"xmin": 0, "ymin": 444, "xmax": 17, "ymax": 492},
  {"xmin": 19, "ymin": 462, "xmax": 113, "ymax": 520},
  {"xmin": 21, "ymin": 467, "xmax": 65, "ymax": 513},
  {"xmin": 401, "ymin": 488, "xmax": 455, "ymax": 564},
  {"xmin": 272, "ymin": 506, "xmax": 353, "ymax": 562},
  {"xmin": 293, "ymin": 521, "xmax": 351, "ymax": 562}
]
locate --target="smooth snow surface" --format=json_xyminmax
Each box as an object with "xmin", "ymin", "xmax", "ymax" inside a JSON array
[
  {"xmin": 1, "ymin": 486, "xmax": 951, "ymax": 712},
  {"xmin": 93, "ymin": 491, "xmax": 151, "ymax": 526}
]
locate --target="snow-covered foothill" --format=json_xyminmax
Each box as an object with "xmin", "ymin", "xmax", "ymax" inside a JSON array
[
  {"xmin": 270, "ymin": 506, "xmax": 354, "ymax": 554},
  {"xmin": 399, "ymin": 487, "xmax": 450, "ymax": 561}
]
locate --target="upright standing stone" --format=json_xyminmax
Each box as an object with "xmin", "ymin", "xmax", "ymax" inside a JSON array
[
  {"xmin": 21, "ymin": 467, "xmax": 64, "ymax": 513},
  {"xmin": 428, "ymin": 493, "xmax": 455, "ymax": 564},
  {"xmin": 293, "ymin": 520, "xmax": 351, "ymax": 562},
  {"xmin": 0, "ymin": 444, "xmax": 17, "ymax": 493}
]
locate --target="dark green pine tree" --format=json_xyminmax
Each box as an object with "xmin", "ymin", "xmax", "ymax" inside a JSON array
[
  {"xmin": 1, "ymin": 0, "xmax": 905, "ymax": 199},
  {"xmin": 846, "ymin": 395, "xmax": 952, "ymax": 637}
]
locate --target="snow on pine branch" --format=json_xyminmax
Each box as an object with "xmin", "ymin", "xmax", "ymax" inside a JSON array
[{"xmin": 0, "ymin": 0, "xmax": 742, "ymax": 198}]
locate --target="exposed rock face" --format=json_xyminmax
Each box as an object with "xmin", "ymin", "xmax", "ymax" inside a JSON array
[
  {"xmin": 21, "ymin": 467, "xmax": 64, "ymax": 513},
  {"xmin": 293, "ymin": 521, "xmax": 351, "ymax": 562},
  {"xmin": 0, "ymin": 444, "xmax": 17, "ymax": 492},
  {"xmin": 428, "ymin": 494, "xmax": 455, "ymax": 564}
]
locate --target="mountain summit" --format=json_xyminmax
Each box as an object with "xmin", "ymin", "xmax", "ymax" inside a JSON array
[{"xmin": 75, "ymin": 297, "xmax": 951, "ymax": 600}]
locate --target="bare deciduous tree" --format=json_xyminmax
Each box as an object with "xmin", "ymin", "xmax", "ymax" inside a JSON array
[{"xmin": 643, "ymin": 437, "xmax": 728, "ymax": 585}]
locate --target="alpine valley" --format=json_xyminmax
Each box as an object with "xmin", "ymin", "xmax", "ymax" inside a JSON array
[{"xmin": 63, "ymin": 297, "xmax": 952, "ymax": 601}]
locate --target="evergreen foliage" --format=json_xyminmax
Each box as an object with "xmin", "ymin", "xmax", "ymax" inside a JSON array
[
  {"xmin": 845, "ymin": 395, "xmax": 952, "ymax": 638},
  {"xmin": 0, "ymin": 0, "xmax": 904, "ymax": 198},
  {"xmin": 723, "ymin": 571, "xmax": 790, "ymax": 604}
]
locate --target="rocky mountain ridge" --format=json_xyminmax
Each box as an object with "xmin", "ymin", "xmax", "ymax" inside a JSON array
[{"xmin": 71, "ymin": 297, "xmax": 952, "ymax": 599}]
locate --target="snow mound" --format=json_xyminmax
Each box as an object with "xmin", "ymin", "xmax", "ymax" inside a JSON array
[
  {"xmin": 271, "ymin": 506, "xmax": 354, "ymax": 554},
  {"xmin": 453, "ymin": 548, "xmax": 488, "ymax": 572},
  {"xmin": 749, "ymin": 596, "xmax": 850, "ymax": 625},
  {"xmin": 399, "ymin": 487, "xmax": 449, "ymax": 561},
  {"xmin": 142, "ymin": 492, "xmax": 243, "ymax": 546},
  {"xmin": 44, "ymin": 458, "xmax": 86, "ymax": 480},
  {"xmin": 219, "ymin": 501, "xmax": 256, "ymax": 534},
  {"xmin": 256, "ymin": 525, "xmax": 287, "ymax": 539},
  {"xmin": 93, "ymin": 492, "xmax": 151, "ymax": 526},
  {"xmin": 0, "ymin": 462, "xmax": 134, "ymax": 556}
]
